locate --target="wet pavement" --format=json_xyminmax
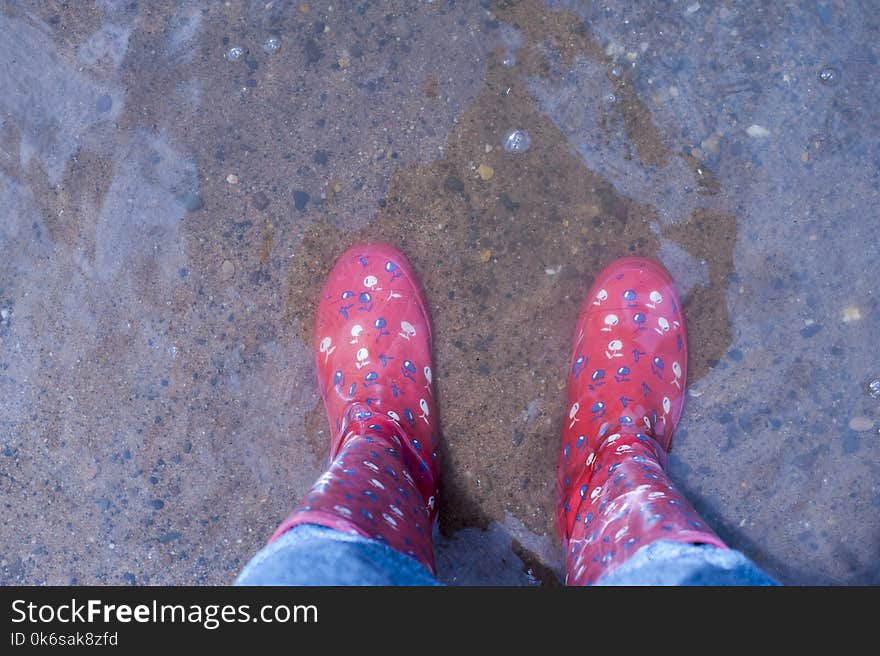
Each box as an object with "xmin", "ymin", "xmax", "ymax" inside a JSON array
[{"xmin": 1, "ymin": 1, "xmax": 878, "ymax": 585}]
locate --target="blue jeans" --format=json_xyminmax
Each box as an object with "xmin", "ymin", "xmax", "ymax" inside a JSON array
[{"xmin": 235, "ymin": 524, "xmax": 777, "ymax": 586}]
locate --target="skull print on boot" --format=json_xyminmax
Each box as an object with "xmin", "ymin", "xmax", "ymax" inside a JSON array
[
  {"xmin": 559, "ymin": 258, "xmax": 727, "ymax": 585},
  {"xmin": 270, "ymin": 243, "xmax": 440, "ymax": 573}
]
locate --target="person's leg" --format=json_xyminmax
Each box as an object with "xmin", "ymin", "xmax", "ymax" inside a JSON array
[
  {"xmin": 558, "ymin": 258, "xmax": 775, "ymax": 585},
  {"xmin": 236, "ymin": 243, "xmax": 441, "ymax": 585}
]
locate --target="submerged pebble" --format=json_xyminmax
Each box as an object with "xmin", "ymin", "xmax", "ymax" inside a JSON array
[
  {"xmin": 220, "ymin": 260, "xmax": 235, "ymax": 280},
  {"xmin": 443, "ymin": 175, "xmax": 464, "ymax": 193},
  {"xmin": 293, "ymin": 190, "xmax": 310, "ymax": 211},
  {"xmin": 503, "ymin": 129, "xmax": 531, "ymax": 153},
  {"xmin": 701, "ymin": 134, "xmax": 721, "ymax": 156},
  {"xmin": 226, "ymin": 46, "xmax": 244, "ymax": 61},
  {"xmin": 180, "ymin": 193, "xmax": 203, "ymax": 212},
  {"xmin": 841, "ymin": 306, "xmax": 861, "ymax": 322},
  {"xmin": 252, "ymin": 191, "xmax": 270, "ymax": 210},
  {"xmin": 848, "ymin": 416, "xmax": 874, "ymax": 432},
  {"xmin": 477, "ymin": 163, "xmax": 494, "ymax": 181}
]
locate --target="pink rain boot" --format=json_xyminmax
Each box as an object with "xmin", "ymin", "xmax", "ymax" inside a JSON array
[
  {"xmin": 558, "ymin": 258, "xmax": 727, "ymax": 585},
  {"xmin": 270, "ymin": 243, "xmax": 440, "ymax": 573}
]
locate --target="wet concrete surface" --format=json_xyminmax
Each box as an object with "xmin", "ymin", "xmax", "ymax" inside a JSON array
[{"xmin": 1, "ymin": 1, "xmax": 877, "ymax": 585}]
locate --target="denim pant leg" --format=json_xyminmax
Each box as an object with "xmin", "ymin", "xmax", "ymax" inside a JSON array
[
  {"xmin": 596, "ymin": 540, "xmax": 779, "ymax": 586},
  {"xmin": 236, "ymin": 526, "xmax": 776, "ymax": 586},
  {"xmin": 235, "ymin": 524, "xmax": 440, "ymax": 586}
]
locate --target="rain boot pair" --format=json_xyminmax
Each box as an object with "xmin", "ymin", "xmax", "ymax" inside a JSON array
[{"xmin": 270, "ymin": 244, "xmax": 725, "ymax": 582}]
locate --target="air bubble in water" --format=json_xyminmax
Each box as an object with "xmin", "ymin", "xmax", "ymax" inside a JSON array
[
  {"xmin": 867, "ymin": 378, "xmax": 880, "ymax": 400},
  {"xmin": 263, "ymin": 37, "xmax": 281, "ymax": 54},
  {"xmin": 503, "ymin": 129, "xmax": 531, "ymax": 153},
  {"xmin": 226, "ymin": 46, "xmax": 244, "ymax": 61},
  {"xmin": 604, "ymin": 92, "xmax": 618, "ymax": 104},
  {"xmin": 818, "ymin": 67, "xmax": 839, "ymax": 85},
  {"xmin": 501, "ymin": 53, "xmax": 516, "ymax": 68}
]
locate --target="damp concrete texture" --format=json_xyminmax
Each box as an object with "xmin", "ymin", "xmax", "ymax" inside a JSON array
[{"xmin": 1, "ymin": 0, "xmax": 878, "ymax": 585}]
